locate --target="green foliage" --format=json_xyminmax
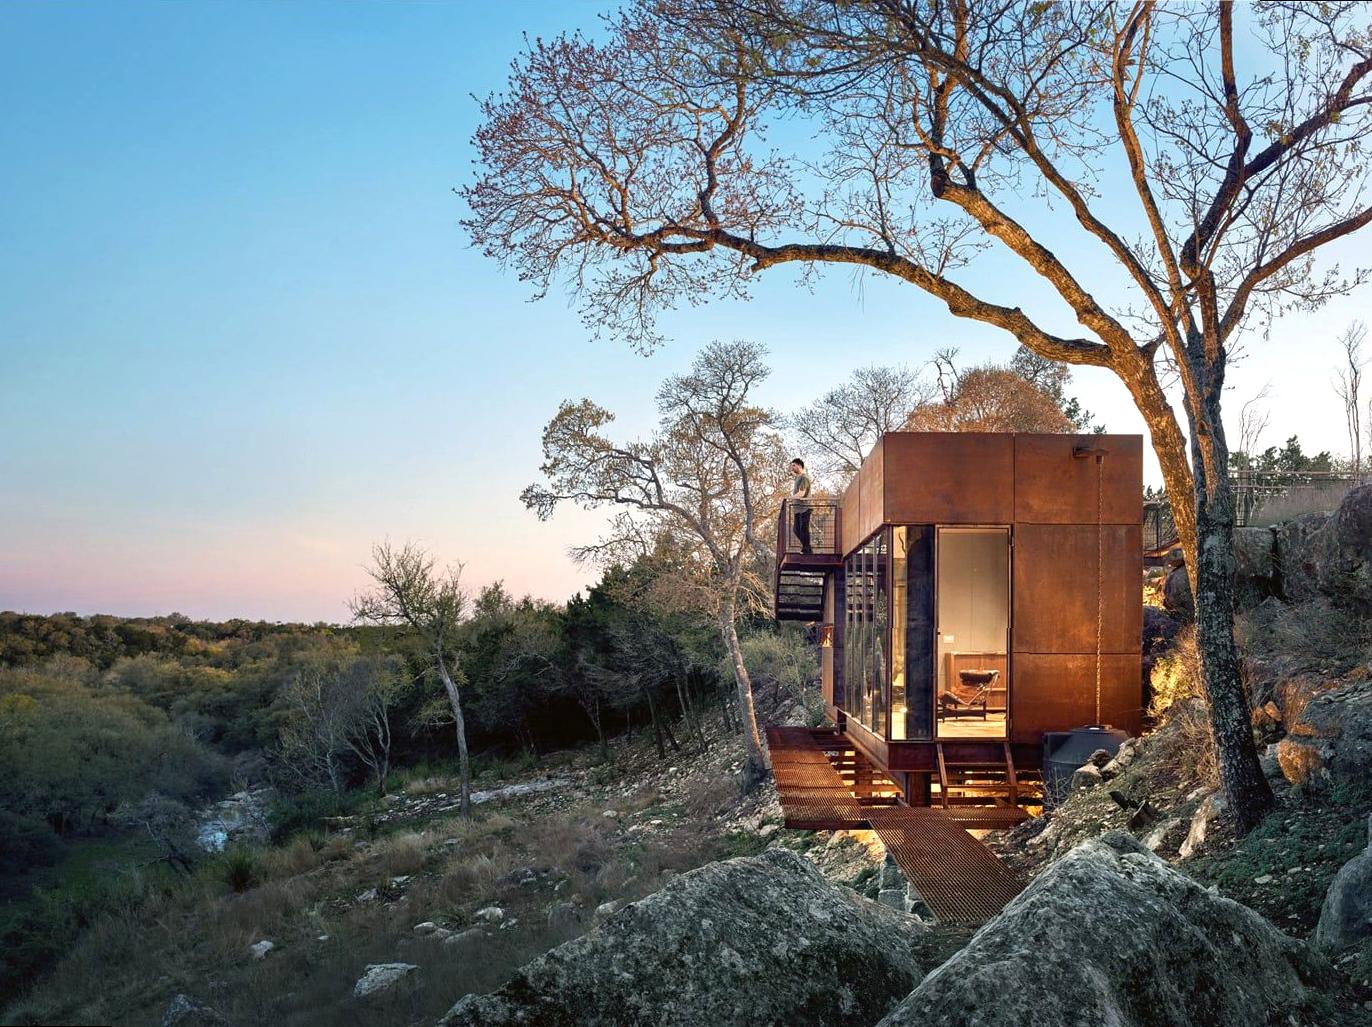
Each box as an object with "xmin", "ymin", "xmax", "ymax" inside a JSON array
[
  {"xmin": 218, "ymin": 848, "xmax": 263, "ymax": 894},
  {"xmin": 734, "ymin": 627, "xmax": 822, "ymax": 722},
  {"xmin": 0, "ymin": 662, "xmax": 229, "ymax": 839},
  {"xmin": 1231, "ymin": 434, "xmax": 1334, "ymax": 473},
  {"xmin": 267, "ymin": 788, "xmax": 365, "ymax": 844}
]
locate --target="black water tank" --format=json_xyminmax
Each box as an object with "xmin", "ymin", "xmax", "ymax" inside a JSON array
[{"xmin": 1041, "ymin": 724, "xmax": 1130, "ymax": 807}]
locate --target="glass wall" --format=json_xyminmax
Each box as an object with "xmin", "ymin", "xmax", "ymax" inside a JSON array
[
  {"xmin": 843, "ymin": 525, "xmax": 1005, "ymax": 741},
  {"xmin": 891, "ymin": 526, "xmax": 935, "ymax": 740},
  {"xmin": 842, "ymin": 531, "xmax": 887, "ymax": 736}
]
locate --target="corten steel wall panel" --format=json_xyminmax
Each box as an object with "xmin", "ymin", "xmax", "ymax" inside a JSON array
[
  {"xmin": 1014, "ymin": 434, "xmax": 1144, "ymax": 525},
  {"xmin": 857, "ymin": 436, "xmax": 885, "ymax": 546},
  {"xmin": 1009, "ymin": 652, "xmax": 1143, "ymax": 741},
  {"xmin": 841, "ymin": 473, "xmax": 863, "ymax": 556},
  {"xmin": 882, "ymin": 433, "xmax": 1015, "ymax": 525},
  {"xmin": 1012, "ymin": 524, "xmax": 1144, "ymax": 654}
]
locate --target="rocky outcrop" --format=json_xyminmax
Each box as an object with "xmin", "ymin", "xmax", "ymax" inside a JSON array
[
  {"xmin": 1274, "ymin": 512, "xmax": 1330, "ymax": 601},
  {"xmin": 1163, "ymin": 565, "xmax": 1193, "ymax": 615},
  {"xmin": 878, "ymin": 832, "xmax": 1327, "ymax": 1027},
  {"xmin": 195, "ymin": 788, "xmax": 271, "ymax": 852},
  {"xmin": 1273, "ymin": 484, "xmax": 1372, "ymax": 607},
  {"xmin": 1278, "ymin": 677, "xmax": 1372, "ymax": 788},
  {"xmin": 1315, "ymin": 815, "xmax": 1372, "ymax": 953},
  {"xmin": 161, "ymin": 994, "xmax": 228, "ymax": 1027},
  {"xmin": 354, "ymin": 962, "xmax": 418, "ymax": 999},
  {"xmin": 438, "ymin": 847, "xmax": 928, "ymax": 1027}
]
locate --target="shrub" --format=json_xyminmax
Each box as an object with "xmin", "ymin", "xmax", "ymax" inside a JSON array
[
  {"xmin": 267, "ymin": 788, "xmax": 363, "ymax": 843},
  {"xmin": 220, "ymin": 848, "xmax": 262, "ymax": 894},
  {"xmin": 1148, "ymin": 624, "xmax": 1201, "ymax": 717}
]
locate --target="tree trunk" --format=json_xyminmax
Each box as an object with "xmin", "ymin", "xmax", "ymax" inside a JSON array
[
  {"xmin": 435, "ymin": 652, "xmax": 472, "ymax": 818},
  {"xmin": 1186, "ymin": 375, "xmax": 1274, "ymax": 832},
  {"xmin": 1115, "ymin": 342, "xmax": 1272, "ymax": 832},
  {"xmin": 676, "ymin": 672, "xmax": 708, "ymax": 751},
  {"xmin": 719, "ymin": 598, "xmax": 768, "ymax": 789},
  {"xmin": 643, "ymin": 684, "xmax": 666, "ymax": 759}
]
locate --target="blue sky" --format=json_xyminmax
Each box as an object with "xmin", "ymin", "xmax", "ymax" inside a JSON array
[{"xmin": 1, "ymin": 1, "xmax": 1367, "ymax": 622}]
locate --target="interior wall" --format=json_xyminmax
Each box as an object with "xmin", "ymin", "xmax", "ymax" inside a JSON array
[{"xmin": 936, "ymin": 529, "xmax": 1009, "ymax": 688}]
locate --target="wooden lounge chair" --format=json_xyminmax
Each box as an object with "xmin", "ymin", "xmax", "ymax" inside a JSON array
[{"xmin": 939, "ymin": 669, "xmax": 999, "ymax": 719}]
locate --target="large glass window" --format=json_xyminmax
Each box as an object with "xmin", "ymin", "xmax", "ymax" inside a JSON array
[
  {"xmin": 842, "ymin": 530, "xmax": 889, "ymax": 736},
  {"xmin": 891, "ymin": 526, "xmax": 935, "ymax": 741},
  {"xmin": 935, "ymin": 527, "xmax": 1010, "ymax": 739}
]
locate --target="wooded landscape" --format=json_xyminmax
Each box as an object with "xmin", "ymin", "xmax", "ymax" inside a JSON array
[{"xmin": 6, "ymin": 2, "xmax": 1372, "ymax": 1024}]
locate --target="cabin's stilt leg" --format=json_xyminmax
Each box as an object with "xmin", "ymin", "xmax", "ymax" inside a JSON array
[
  {"xmin": 935, "ymin": 743, "xmax": 949, "ymax": 809},
  {"xmin": 1003, "ymin": 742, "xmax": 1018, "ymax": 806}
]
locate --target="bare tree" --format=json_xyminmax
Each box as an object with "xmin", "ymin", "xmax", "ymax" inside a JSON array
[
  {"xmin": 339, "ymin": 656, "xmax": 404, "ymax": 795},
  {"xmin": 788, "ymin": 364, "xmax": 932, "ymax": 486},
  {"xmin": 276, "ymin": 667, "xmax": 352, "ymax": 795},
  {"xmin": 351, "ymin": 543, "xmax": 474, "ymax": 816},
  {"xmin": 1234, "ymin": 383, "xmax": 1273, "ymax": 470},
  {"xmin": 1335, "ymin": 321, "xmax": 1368, "ymax": 478},
  {"xmin": 467, "ymin": 1, "xmax": 1372, "ymax": 830},
  {"xmin": 522, "ymin": 340, "xmax": 787, "ymax": 788}
]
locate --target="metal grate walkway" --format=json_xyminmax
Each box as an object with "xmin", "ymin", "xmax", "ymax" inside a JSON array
[
  {"xmin": 765, "ymin": 725, "xmax": 1025, "ymax": 925},
  {"xmin": 864, "ymin": 806, "xmax": 1025, "ymax": 925}
]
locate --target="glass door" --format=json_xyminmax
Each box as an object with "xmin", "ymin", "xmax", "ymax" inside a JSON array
[{"xmin": 934, "ymin": 527, "xmax": 1010, "ymax": 739}]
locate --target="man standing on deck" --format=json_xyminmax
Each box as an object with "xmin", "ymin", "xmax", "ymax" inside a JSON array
[{"xmin": 790, "ymin": 458, "xmax": 812, "ymax": 554}]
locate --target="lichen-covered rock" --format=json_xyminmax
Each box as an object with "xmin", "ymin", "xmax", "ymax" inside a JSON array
[
  {"xmin": 1316, "ymin": 815, "xmax": 1372, "ymax": 953},
  {"xmin": 878, "ymin": 832, "xmax": 1328, "ymax": 1027},
  {"xmin": 1274, "ymin": 511, "xmax": 1331, "ymax": 601},
  {"xmin": 1163, "ymin": 565, "xmax": 1193, "ymax": 615},
  {"xmin": 1232, "ymin": 525, "xmax": 1280, "ymax": 606},
  {"xmin": 1278, "ymin": 677, "xmax": 1372, "ymax": 788},
  {"xmin": 1273, "ymin": 486, "xmax": 1372, "ymax": 606},
  {"xmin": 1319, "ymin": 483, "xmax": 1372, "ymax": 605},
  {"xmin": 438, "ymin": 847, "xmax": 928, "ymax": 1027},
  {"xmin": 161, "ymin": 994, "xmax": 228, "ymax": 1027},
  {"xmin": 354, "ymin": 962, "xmax": 418, "ymax": 999}
]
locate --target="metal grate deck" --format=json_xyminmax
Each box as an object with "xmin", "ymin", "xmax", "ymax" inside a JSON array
[
  {"xmin": 866, "ymin": 806, "xmax": 1024, "ymax": 925},
  {"xmin": 765, "ymin": 725, "xmax": 1025, "ymax": 925},
  {"xmin": 766, "ymin": 727, "xmax": 868, "ymax": 830}
]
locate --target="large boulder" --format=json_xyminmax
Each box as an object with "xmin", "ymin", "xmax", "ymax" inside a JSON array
[
  {"xmin": 1163, "ymin": 565, "xmax": 1193, "ymax": 615},
  {"xmin": 878, "ymin": 832, "xmax": 1328, "ymax": 1027},
  {"xmin": 1233, "ymin": 525, "xmax": 1281, "ymax": 605},
  {"xmin": 1277, "ymin": 677, "xmax": 1372, "ymax": 788},
  {"xmin": 1315, "ymin": 815, "xmax": 1372, "ymax": 953},
  {"xmin": 1273, "ymin": 511, "xmax": 1331, "ymax": 601},
  {"xmin": 438, "ymin": 847, "xmax": 928, "ymax": 1027},
  {"xmin": 1319, "ymin": 483, "xmax": 1372, "ymax": 605},
  {"xmin": 1273, "ymin": 485, "xmax": 1372, "ymax": 606}
]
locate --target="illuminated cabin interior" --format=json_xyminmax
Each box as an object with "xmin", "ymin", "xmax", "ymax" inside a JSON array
[{"xmin": 775, "ymin": 432, "xmax": 1144, "ymax": 808}]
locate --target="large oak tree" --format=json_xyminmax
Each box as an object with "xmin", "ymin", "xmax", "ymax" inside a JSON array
[{"xmin": 466, "ymin": 0, "xmax": 1372, "ymax": 830}]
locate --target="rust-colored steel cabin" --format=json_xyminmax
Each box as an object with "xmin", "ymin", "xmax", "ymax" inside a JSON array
[{"xmin": 775, "ymin": 432, "xmax": 1143, "ymax": 806}]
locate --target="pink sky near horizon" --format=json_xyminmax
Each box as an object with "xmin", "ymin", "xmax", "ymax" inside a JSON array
[{"xmin": 3, "ymin": 2, "xmax": 1369, "ymax": 625}]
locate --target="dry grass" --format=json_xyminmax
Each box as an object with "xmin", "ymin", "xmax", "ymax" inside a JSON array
[
  {"xmin": 375, "ymin": 831, "xmax": 433, "ymax": 879},
  {"xmin": 402, "ymin": 775, "xmax": 454, "ymax": 797},
  {"xmin": 6, "ymin": 713, "xmax": 759, "ymax": 1027},
  {"xmin": 1148, "ymin": 624, "xmax": 1203, "ymax": 717},
  {"xmin": 1247, "ymin": 483, "xmax": 1352, "ymax": 526}
]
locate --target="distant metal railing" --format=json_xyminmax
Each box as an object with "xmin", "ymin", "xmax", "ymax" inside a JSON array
[
  {"xmin": 778, "ymin": 499, "xmax": 840, "ymax": 556},
  {"xmin": 1231, "ymin": 469, "xmax": 1360, "ymax": 527},
  {"xmin": 1143, "ymin": 470, "xmax": 1361, "ymax": 553},
  {"xmin": 1142, "ymin": 500, "xmax": 1177, "ymax": 553}
]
